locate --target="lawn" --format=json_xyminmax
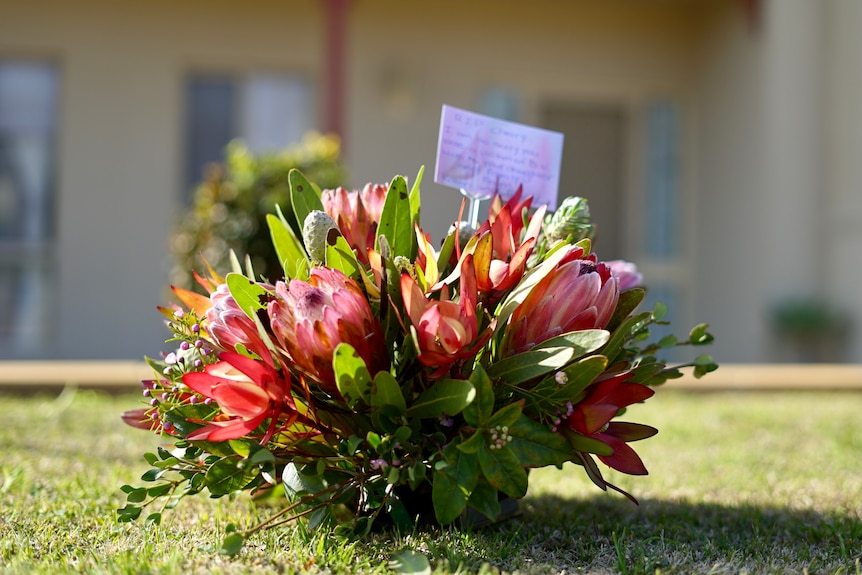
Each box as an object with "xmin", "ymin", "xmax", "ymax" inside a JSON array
[{"xmin": 1, "ymin": 387, "xmax": 860, "ymax": 574}]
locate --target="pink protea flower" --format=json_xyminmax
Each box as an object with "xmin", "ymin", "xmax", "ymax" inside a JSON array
[
  {"xmin": 321, "ymin": 183, "xmax": 388, "ymax": 265},
  {"xmin": 606, "ymin": 260, "xmax": 644, "ymax": 291},
  {"xmin": 268, "ymin": 267, "xmax": 388, "ymax": 394},
  {"xmin": 182, "ymin": 351, "xmax": 296, "ymax": 444},
  {"xmin": 562, "ymin": 370, "xmax": 657, "ymax": 475},
  {"xmin": 501, "ymin": 245, "xmax": 620, "ymax": 356},
  {"xmin": 401, "ymin": 254, "xmax": 492, "ymax": 375},
  {"xmin": 206, "ymin": 282, "xmax": 274, "ymax": 363}
]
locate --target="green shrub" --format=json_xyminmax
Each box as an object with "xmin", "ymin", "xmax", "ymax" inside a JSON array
[{"xmin": 170, "ymin": 133, "xmax": 346, "ymax": 291}]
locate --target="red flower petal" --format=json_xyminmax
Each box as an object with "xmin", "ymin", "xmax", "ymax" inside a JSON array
[{"xmin": 595, "ymin": 432, "xmax": 649, "ymax": 475}]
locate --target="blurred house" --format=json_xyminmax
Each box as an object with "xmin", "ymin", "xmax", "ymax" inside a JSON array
[{"xmin": 1, "ymin": 0, "xmax": 859, "ymax": 363}]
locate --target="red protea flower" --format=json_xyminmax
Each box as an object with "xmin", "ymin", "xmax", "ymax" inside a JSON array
[
  {"xmin": 206, "ymin": 282, "xmax": 274, "ymax": 363},
  {"xmin": 182, "ymin": 351, "xmax": 296, "ymax": 444},
  {"xmin": 401, "ymin": 254, "xmax": 492, "ymax": 375},
  {"xmin": 477, "ymin": 187, "xmax": 544, "ymax": 267},
  {"xmin": 268, "ymin": 267, "xmax": 388, "ymax": 394},
  {"xmin": 562, "ymin": 370, "xmax": 657, "ymax": 475},
  {"xmin": 437, "ymin": 187, "xmax": 546, "ymax": 306},
  {"xmin": 501, "ymin": 245, "xmax": 619, "ymax": 356},
  {"xmin": 321, "ymin": 183, "xmax": 388, "ymax": 265}
]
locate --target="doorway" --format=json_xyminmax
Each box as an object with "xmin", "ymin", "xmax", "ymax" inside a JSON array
[{"xmin": 539, "ymin": 102, "xmax": 628, "ymax": 260}]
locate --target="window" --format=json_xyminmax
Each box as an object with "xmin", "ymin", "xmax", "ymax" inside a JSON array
[
  {"xmin": 0, "ymin": 61, "xmax": 59, "ymax": 355},
  {"xmin": 644, "ymin": 101, "xmax": 680, "ymax": 259},
  {"xmin": 184, "ymin": 72, "xmax": 313, "ymax": 198},
  {"xmin": 640, "ymin": 100, "xmax": 687, "ymax": 358}
]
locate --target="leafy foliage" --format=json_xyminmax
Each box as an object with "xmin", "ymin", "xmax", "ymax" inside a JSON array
[{"xmin": 123, "ymin": 167, "xmax": 717, "ymax": 556}]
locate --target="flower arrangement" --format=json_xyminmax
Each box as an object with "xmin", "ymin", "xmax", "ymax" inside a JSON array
[{"xmin": 120, "ymin": 167, "xmax": 716, "ymax": 552}]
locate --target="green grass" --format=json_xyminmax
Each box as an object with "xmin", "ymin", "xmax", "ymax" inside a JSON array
[{"xmin": 1, "ymin": 387, "xmax": 861, "ymax": 574}]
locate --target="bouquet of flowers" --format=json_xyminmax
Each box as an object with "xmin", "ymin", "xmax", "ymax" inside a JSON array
[{"xmin": 120, "ymin": 167, "xmax": 716, "ymax": 552}]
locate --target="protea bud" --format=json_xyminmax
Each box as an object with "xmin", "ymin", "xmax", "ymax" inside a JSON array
[
  {"xmin": 544, "ymin": 196, "xmax": 595, "ymax": 244},
  {"xmin": 321, "ymin": 183, "xmax": 388, "ymax": 265},
  {"xmin": 206, "ymin": 282, "xmax": 273, "ymax": 362},
  {"xmin": 303, "ymin": 210, "xmax": 339, "ymax": 263},
  {"xmin": 606, "ymin": 260, "xmax": 644, "ymax": 291}
]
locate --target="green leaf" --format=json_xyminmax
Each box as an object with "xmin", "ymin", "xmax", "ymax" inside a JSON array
[
  {"xmin": 266, "ymin": 212, "xmax": 307, "ymax": 279},
  {"xmin": 228, "ymin": 439, "xmax": 253, "ymax": 457},
  {"xmin": 600, "ymin": 310, "xmax": 653, "ymax": 364},
  {"xmin": 145, "ymin": 512, "xmax": 162, "ymax": 525},
  {"xmin": 376, "ymin": 175, "xmax": 414, "ymax": 259},
  {"xmin": 147, "ymin": 484, "xmax": 172, "ymax": 498},
  {"xmin": 486, "ymin": 402, "xmax": 523, "ymax": 429},
  {"xmin": 389, "ymin": 549, "xmax": 431, "ymax": 575},
  {"xmin": 689, "ymin": 323, "xmax": 715, "ymax": 345},
  {"xmin": 465, "ymin": 479, "xmax": 501, "ymax": 527},
  {"xmin": 489, "ymin": 330, "xmax": 608, "ymax": 385},
  {"xmin": 533, "ymin": 329, "xmax": 610, "ymax": 355},
  {"xmin": 249, "ymin": 446, "xmax": 275, "ymax": 465},
  {"xmin": 652, "ymin": 300, "xmax": 668, "ymax": 321},
  {"xmin": 507, "ymin": 415, "xmax": 575, "ymax": 467},
  {"xmin": 289, "ymin": 169, "xmax": 324, "ymax": 235},
  {"xmin": 324, "ymin": 229, "xmax": 362, "ymax": 280},
  {"xmin": 333, "ymin": 342, "xmax": 373, "ymax": 410},
  {"xmin": 161, "ymin": 404, "xmax": 218, "ymax": 438},
  {"xmin": 282, "ymin": 462, "xmax": 327, "ymax": 500},
  {"xmin": 526, "ymin": 356, "xmax": 608, "ymax": 411},
  {"xmin": 126, "ymin": 487, "xmax": 147, "ymax": 503},
  {"xmin": 204, "ymin": 456, "xmax": 259, "ymax": 496},
  {"xmin": 478, "ymin": 444, "xmax": 528, "ymax": 499},
  {"xmin": 406, "ymin": 378, "xmax": 476, "ymax": 419},
  {"xmin": 140, "ymin": 468, "xmax": 164, "ymax": 482},
  {"xmin": 456, "ymin": 430, "xmax": 485, "ymax": 454},
  {"xmin": 370, "ymin": 371, "xmax": 406, "ymax": 414},
  {"xmin": 409, "ymin": 165, "xmax": 424, "ymax": 228},
  {"xmin": 432, "ymin": 441, "xmax": 479, "ymax": 525},
  {"xmin": 606, "ymin": 287, "xmax": 646, "ymax": 332},
  {"xmin": 364, "ymin": 431, "xmax": 381, "ymax": 451},
  {"xmin": 462, "ymin": 364, "xmax": 494, "ymax": 427},
  {"xmin": 226, "ymin": 272, "xmax": 267, "ymax": 319},
  {"xmin": 693, "ymin": 354, "xmax": 719, "ymax": 378},
  {"xmin": 219, "ymin": 533, "xmax": 246, "ymax": 557},
  {"xmin": 385, "ymin": 496, "xmax": 414, "ymax": 534},
  {"xmin": 116, "ymin": 505, "xmax": 142, "ymax": 522},
  {"xmin": 435, "ymin": 227, "xmax": 457, "ymax": 277},
  {"xmin": 487, "ymin": 345, "xmax": 580, "ymax": 384}
]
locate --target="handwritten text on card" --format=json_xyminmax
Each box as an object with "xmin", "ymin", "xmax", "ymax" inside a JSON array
[{"xmin": 434, "ymin": 105, "xmax": 564, "ymax": 209}]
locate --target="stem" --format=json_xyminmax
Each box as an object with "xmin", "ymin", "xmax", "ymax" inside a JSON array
[{"xmin": 242, "ymin": 478, "xmax": 356, "ymax": 536}]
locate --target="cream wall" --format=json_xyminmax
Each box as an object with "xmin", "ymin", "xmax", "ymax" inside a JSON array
[
  {"xmin": 4, "ymin": 0, "xmax": 859, "ymax": 363},
  {"xmin": 695, "ymin": 0, "xmax": 862, "ymax": 363},
  {"xmin": 823, "ymin": 0, "xmax": 862, "ymax": 362},
  {"xmin": 0, "ymin": 0, "xmax": 322, "ymax": 359},
  {"xmin": 1, "ymin": 0, "xmax": 715, "ymax": 361},
  {"xmin": 345, "ymin": 0, "xmax": 708, "ymax": 242}
]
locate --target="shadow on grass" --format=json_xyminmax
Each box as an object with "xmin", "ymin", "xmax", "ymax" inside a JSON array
[{"xmin": 426, "ymin": 494, "xmax": 862, "ymax": 574}]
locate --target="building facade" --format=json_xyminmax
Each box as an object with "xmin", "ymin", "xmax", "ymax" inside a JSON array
[{"xmin": 1, "ymin": 0, "xmax": 860, "ymax": 364}]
